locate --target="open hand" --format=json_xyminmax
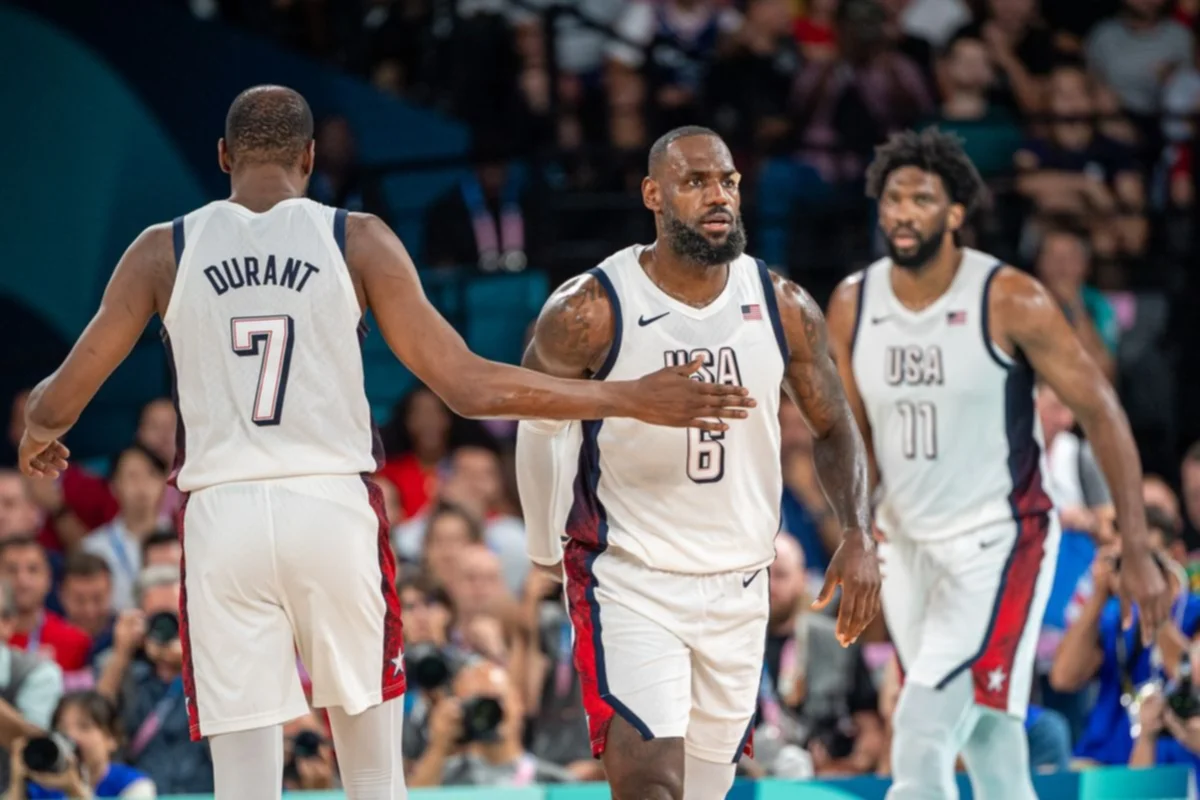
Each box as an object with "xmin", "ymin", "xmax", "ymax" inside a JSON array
[
  {"xmin": 18, "ymin": 434, "xmax": 70, "ymax": 480},
  {"xmin": 814, "ymin": 529, "xmax": 881, "ymax": 646},
  {"xmin": 623, "ymin": 358, "xmax": 756, "ymax": 432}
]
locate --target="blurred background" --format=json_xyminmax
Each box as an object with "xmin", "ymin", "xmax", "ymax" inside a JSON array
[{"xmin": 3, "ymin": 0, "xmax": 1200, "ymax": 796}]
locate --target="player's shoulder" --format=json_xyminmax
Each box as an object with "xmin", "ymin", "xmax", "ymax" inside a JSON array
[{"xmin": 985, "ymin": 263, "xmax": 1054, "ymax": 315}]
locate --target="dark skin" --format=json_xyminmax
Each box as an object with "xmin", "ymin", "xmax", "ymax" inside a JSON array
[
  {"xmin": 19, "ymin": 120, "xmax": 757, "ymax": 479},
  {"xmin": 523, "ymin": 135, "xmax": 879, "ymax": 800},
  {"xmin": 826, "ymin": 164, "xmax": 1171, "ymax": 646}
]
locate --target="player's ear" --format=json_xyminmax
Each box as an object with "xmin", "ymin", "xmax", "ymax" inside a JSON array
[
  {"xmin": 642, "ymin": 176, "xmax": 661, "ymax": 213},
  {"xmin": 947, "ymin": 202, "xmax": 965, "ymax": 233},
  {"xmin": 301, "ymin": 140, "xmax": 315, "ymax": 177},
  {"xmin": 217, "ymin": 139, "xmax": 232, "ymax": 175}
]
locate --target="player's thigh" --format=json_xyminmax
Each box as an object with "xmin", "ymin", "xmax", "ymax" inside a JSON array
[
  {"xmin": 181, "ymin": 484, "xmax": 306, "ymax": 737},
  {"xmin": 686, "ymin": 567, "xmax": 770, "ymax": 764},
  {"xmin": 270, "ymin": 475, "xmax": 405, "ymax": 713},
  {"xmin": 879, "ymin": 537, "xmax": 928, "ymax": 673},
  {"xmin": 563, "ymin": 543, "xmax": 692, "ymax": 760},
  {"xmin": 912, "ymin": 515, "xmax": 1056, "ymax": 716}
]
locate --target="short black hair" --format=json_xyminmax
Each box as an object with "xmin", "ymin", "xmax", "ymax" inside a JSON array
[
  {"xmin": 1147, "ymin": 505, "xmax": 1179, "ymax": 545},
  {"xmin": 109, "ymin": 443, "xmax": 167, "ymax": 481},
  {"xmin": 141, "ymin": 528, "xmax": 179, "ymax": 563},
  {"xmin": 648, "ymin": 125, "xmax": 723, "ymax": 174},
  {"xmin": 62, "ymin": 551, "xmax": 112, "ymax": 581},
  {"xmin": 224, "ymin": 85, "xmax": 314, "ymax": 166},
  {"xmin": 865, "ymin": 128, "xmax": 987, "ymax": 216}
]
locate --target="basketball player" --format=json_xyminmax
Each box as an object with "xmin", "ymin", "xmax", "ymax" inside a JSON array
[
  {"xmin": 515, "ymin": 126, "xmax": 881, "ymax": 800},
  {"xmin": 825, "ymin": 128, "xmax": 1171, "ymax": 799},
  {"xmin": 16, "ymin": 88, "xmax": 754, "ymax": 800}
]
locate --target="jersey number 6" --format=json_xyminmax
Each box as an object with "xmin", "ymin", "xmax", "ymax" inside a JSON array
[
  {"xmin": 687, "ymin": 428, "xmax": 726, "ymax": 483},
  {"xmin": 230, "ymin": 315, "xmax": 296, "ymax": 426}
]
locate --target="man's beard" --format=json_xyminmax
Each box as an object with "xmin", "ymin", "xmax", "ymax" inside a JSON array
[
  {"xmin": 663, "ymin": 208, "xmax": 748, "ymax": 267},
  {"xmin": 885, "ymin": 220, "xmax": 947, "ymax": 271}
]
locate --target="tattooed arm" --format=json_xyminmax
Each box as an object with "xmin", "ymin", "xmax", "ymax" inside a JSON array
[{"xmin": 772, "ymin": 272, "xmax": 880, "ymax": 644}]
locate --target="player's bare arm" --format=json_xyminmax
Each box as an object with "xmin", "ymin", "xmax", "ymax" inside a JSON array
[
  {"xmin": 521, "ymin": 273, "xmax": 614, "ymax": 379},
  {"xmin": 21, "ymin": 225, "xmax": 175, "ymax": 479},
  {"xmin": 991, "ymin": 266, "xmax": 1170, "ymax": 643},
  {"xmin": 826, "ymin": 273, "xmax": 881, "ymax": 494},
  {"xmin": 772, "ymin": 272, "xmax": 880, "ymax": 645},
  {"xmin": 346, "ymin": 213, "xmax": 753, "ymax": 430}
]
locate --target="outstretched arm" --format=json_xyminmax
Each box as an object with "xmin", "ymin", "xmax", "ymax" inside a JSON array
[
  {"xmin": 825, "ymin": 273, "xmax": 879, "ymax": 493},
  {"xmin": 772, "ymin": 272, "xmax": 879, "ymax": 644},
  {"xmin": 992, "ymin": 267, "xmax": 1169, "ymax": 643},
  {"xmin": 21, "ymin": 225, "xmax": 174, "ymax": 477},
  {"xmin": 348, "ymin": 213, "xmax": 750, "ymax": 428}
]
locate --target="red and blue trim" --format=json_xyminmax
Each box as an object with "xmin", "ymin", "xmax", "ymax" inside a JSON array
[
  {"xmin": 754, "ymin": 259, "xmax": 789, "ymax": 363},
  {"xmin": 333, "ymin": 208, "xmax": 348, "ymax": 257}
]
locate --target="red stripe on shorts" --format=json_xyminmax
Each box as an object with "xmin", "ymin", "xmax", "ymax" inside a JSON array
[
  {"xmin": 563, "ymin": 540, "xmax": 614, "ymax": 758},
  {"xmin": 363, "ymin": 476, "xmax": 407, "ymax": 702},
  {"xmin": 174, "ymin": 493, "xmax": 203, "ymax": 741}
]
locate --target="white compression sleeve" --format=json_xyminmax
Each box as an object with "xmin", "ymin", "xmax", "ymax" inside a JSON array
[
  {"xmin": 327, "ymin": 698, "xmax": 407, "ymax": 800},
  {"xmin": 516, "ymin": 420, "xmax": 572, "ymax": 566},
  {"xmin": 210, "ymin": 724, "xmax": 284, "ymax": 800},
  {"xmin": 683, "ymin": 753, "xmax": 737, "ymax": 800}
]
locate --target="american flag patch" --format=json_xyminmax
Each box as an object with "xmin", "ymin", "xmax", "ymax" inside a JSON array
[
  {"xmin": 947, "ymin": 310, "xmax": 967, "ymax": 325},
  {"xmin": 741, "ymin": 304, "xmax": 762, "ymax": 321}
]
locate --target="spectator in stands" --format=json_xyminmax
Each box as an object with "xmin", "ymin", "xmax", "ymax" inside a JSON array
[
  {"xmin": 1131, "ymin": 671, "xmax": 1200, "ymax": 770},
  {"xmin": 1014, "ymin": 65, "xmax": 1147, "ymax": 260},
  {"xmin": 707, "ymin": 0, "xmax": 800, "ymax": 155},
  {"xmin": 1051, "ymin": 508, "xmax": 1200, "ymax": 766},
  {"xmin": 792, "ymin": 0, "xmax": 838, "ymax": 62},
  {"xmin": 133, "ymin": 399, "xmax": 180, "ymax": 520},
  {"xmin": 606, "ymin": 0, "xmax": 744, "ymax": 157},
  {"xmin": 0, "ymin": 580, "xmax": 64, "ymax": 789},
  {"xmin": 440, "ymin": 446, "xmax": 528, "ymax": 594},
  {"xmin": 0, "ymin": 538, "xmax": 89, "ymax": 673},
  {"xmin": 765, "ymin": 537, "xmax": 883, "ymax": 776},
  {"xmin": 0, "ymin": 472, "xmax": 38, "ymax": 540},
  {"xmin": 409, "ymin": 660, "xmax": 573, "ymax": 787},
  {"xmin": 1037, "ymin": 381, "xmax": 1113, "ymax": 539},
  {"xmin": 379, "ymin": 387, "xmax": 455, "ymax": 520},
  {"xmin": 405, "ymin": 502, "xmax": 485, "ymax": 589},
  {"xmin": 1145, "ymin": 474, "xmax": 1183, "ymax": 530},
  {"xmin": 1183, "ymin": 442, "xmax": 1200, "ymax": 548},
  {"xmin": 8, "ymin": 392, "xmax": 117, "ymax": 554},
  {"xmin": 57, "ymin": 554, "xmax": 114, "ymax": 667},
  {"xmin": 11, "ymin": 691, "xmax": 155, "ymax": 799},
  {"xmin": 138, "ymin": 533, "xmax": 178, "ymax": 573},
  {"xmin": 95, "ymin": 566, "xmax": 212, "ymax": 794},
  {"xmin": 281, "ymin": 711, "xmax": 336, "ymax": 793},
  {"xmin": 953, "ymin": 0, "xmax": 1059, "ymax": 114},
  {"xmin": 919, "ymin": 32, "xmax": 1024, "ymax": 178},
  {"xmin": 778, "ymin": 400, "xmax": 839, "ymax": 574},
  {"xmin": 309, "ymin": 116, "xmax": 378, "ymax": 213},
  {"xmin": 448, "ymin": 546, "xmax": 514, "ymax": 664},
  {"xmin": 899, "ymin": 0, "xmax": 972, "ymax": 49},
  {"xmin": 1033, "ymin": 226, "xmax": 1119, "ymax": 380},
  {"xmin": 371, "ymin": 475, "xmax": 403, "ymax": 537},
  {"xmin": 1086, "ymin": 0, "xmax": 1193, "ymax": 119},
  {"xmin": 81, "ymin": 446, "xmax": 168, "ymax": 613}
]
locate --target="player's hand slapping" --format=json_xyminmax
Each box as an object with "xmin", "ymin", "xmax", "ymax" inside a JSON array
[
  {"xmin": 1116, "ymin": 542, "xmax": 1172, "ymax": 647},
  {"xmin": 18, "ymin": 432, "xmax": 70, "ymax": 480},
  {"xmin": 814, "ymin": 528, "xmax": 881, "ymax": 647},
  {"xmin": 624, "ymin": 358, "xmax": 756, "ymax": 432}
]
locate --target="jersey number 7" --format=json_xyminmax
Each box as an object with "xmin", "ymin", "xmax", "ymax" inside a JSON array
[{"xmin": 230, "ymin": 315, "xmax": 296, "ymax": 426}]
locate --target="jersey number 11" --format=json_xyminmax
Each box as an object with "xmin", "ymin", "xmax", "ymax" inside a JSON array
[
  {"xmin": 230, "ymin": 315, "xmax": 296, "ymax": 426},
  {"xmin": 896, "ymin": 400, "xmax": 937, "ymax": 460}
]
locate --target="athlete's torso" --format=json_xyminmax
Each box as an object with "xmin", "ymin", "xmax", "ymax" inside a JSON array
[
  {"xmin": 162, "ymin": 198, "xmax": 378, "ymax": 492},
  {"xmin": 851, "ymin": 248, "xmax": 1052, "ymax": 541},
  {"xmin": 564, "ymin": 246, "xmax": 786, "ymax": 574}
]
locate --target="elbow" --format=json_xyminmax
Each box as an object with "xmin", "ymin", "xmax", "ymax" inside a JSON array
[{"xmin": 1047, "ymin": 662, "xmax": 1084, "ymax": 694}]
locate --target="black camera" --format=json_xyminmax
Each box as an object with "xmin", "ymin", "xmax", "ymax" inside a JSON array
[
  {"xmin": 1166, "ymin": 658, "xmax": 1200, "ymax": 722},
  {"xmin": 459, "ymin": 696, "xmax": 505, "ymax": 744},
  {"xmin": 407, "ymin": 643, "xmax": 455, "ymax": 692},
  {"xmin": 22, "ymin": 732, "xmax": 76, "ymax": 774},
  {"xmin": 806, "ymin": 716, "xmax": 857, "ymax": 761},
  {"xmin": 145, "ymin": 611, "xmax": 180, "ymax": 645},
  {"xmin": 292, "ymin": 730, "xmax": 324, "ymax": 759}
]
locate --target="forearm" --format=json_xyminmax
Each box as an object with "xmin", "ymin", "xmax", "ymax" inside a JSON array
[
  {"xmin": 1049, "ymin": 593, "xmax": 1107, "ymax": 691},
  {"xmin": 6, "ymin": 776, "xmax": 27, "ymax": 800},
  {"xmin": 23, "ymin": 377, "xmax": 82, "ymax": 443},
  {"xmin": 811, "ymin": 417, "xmax": 871, "ymax": 535},
  {"xmin": 998, "ymin": 58, "xmax": 1041, "ymax": 114},
  {"xmin": 1075, "ymin": 389, "xmax": 1147, "ymax": 551},
  {"xmin": 408, "ymin": 746, "xmax": 449, "ymax": 787},
  {"xmin": 1129, "ymin": 735, "xmax": 1157, "ymax": 767},
  {"xmin": 1156, "ymin": 624, "xmax": 1190, "ymax": 680},
  {"xmin": 95, "ymin": 652, "xmax": 131, "ymax": 703},
  {"xmin": 443, "ymin": 357, "xmax": 620, "ymax": 421},
  {"xmin": 0, "ymin": 699, "xmax": 42, "ymax": 750}
]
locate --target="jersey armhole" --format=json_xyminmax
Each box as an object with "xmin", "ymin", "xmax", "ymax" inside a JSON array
[
  {"xmin": 981, "ymin": 262, "xmax": 1018, "ymax": 369},
  {"xmin": 162, "ymin": 214, "xmax": 194, "ymax": 329},
  {"xmin": 754, "ymin": 259, "xmax": 790, "ymax": 364},
  {"xmin": 333, "ymin": 208, "xmax": 348, "ymax": 257},
  {"xmin": 849, "ymin": 269, "xmax": 867, "ymax": 357},
  {"xmin": 585, "ymin": 267, "xmax": 622, "ymax": 381}
]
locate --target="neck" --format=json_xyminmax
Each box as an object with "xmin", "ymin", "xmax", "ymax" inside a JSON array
[
  {"xmin": 942, "ymin": 93, "xmax": 986, "ymax": 118},
  {"xmin": 120, "ymin": 507, "xmax": 158, "ymax": 537},
  {"xmin": 16, "ymin": 609, "xmax": 42, "ymax": 633},
  {"xmin": 642, "ymin": 243, "xmax": 729, "ymax": 308},
  {"xmin": 474, "ymin": 739, "xmax": 523, "ymax": 765},
  {"xmin": 890, "ymin": 244, "xmax": 963, "ymax": 311},
  {"xmin": 85, "ymin": 756, "xmax": 109, "ymax": 787},
  {"xmin": 229, "ymin": 167, "xmax": 306, "ymax": 212}
]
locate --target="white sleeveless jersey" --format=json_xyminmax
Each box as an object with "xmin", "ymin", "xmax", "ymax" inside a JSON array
[
  {"xmin": 564, "ymin": 246, "xmax": 786, "ymax": 574},
  {"xmin": 162, "ymin": 198, "xmax": 379, "ymax": 492},
  {"xmin": 851, "ymin": 248, "xmax": 1052, "ymax": 542}
]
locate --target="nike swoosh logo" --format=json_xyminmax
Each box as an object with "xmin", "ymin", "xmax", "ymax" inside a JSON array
[
  {"xmin": 871, "ymin": 315, "xmax": 893, "ymax": 325},
  {"xmin": 743, "ymin": 569, "xmax": 762, "ymax": 588},
  {"xmin": 979, "ymin": 536, "xmax": 1006, "ymax": 550},
  {"xmin": 638, "ymin": 312, "xmax": 670, "ymax": 327}
]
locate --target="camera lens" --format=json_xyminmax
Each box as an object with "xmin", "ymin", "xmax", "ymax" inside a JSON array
[
  {"xmin": 408, "ymin": 644, "xmax": 453, "ymax": 692},
  {"xmin": 292, "ymin": 730, "xmax": 323, "ymax": 759},
  {"xmin": 459, "ymin": 696, "xmax": 504, "ymax": 743},
  {"xmin": 145, "ymin": 611, "xmax": 180, "ymax": 645},
  {"xmin": 23, "ymin": 734, "xmax": 71, "ymax": 773}
]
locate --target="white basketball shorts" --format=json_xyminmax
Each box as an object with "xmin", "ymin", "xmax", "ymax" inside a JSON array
[
  {"xmin": 563, "ymin": 540, "xmax": 769, "ymax": 764},
  {"xmin": 178, "ymin": 474, "xmax": 405, "ymax": 739},
  {"xmin": 880, "ymin": 513, "xmax": 1060, "ymax": 718}
]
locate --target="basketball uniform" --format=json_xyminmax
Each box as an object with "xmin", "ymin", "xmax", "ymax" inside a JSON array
[
  {"xmin": 561, "ymin": 246, "xmax": 784, "ymax": 763},
  {"xmin": 851, "ymin": 248, "xmax": 1059, "ymax": 718},
  {"xmin": 162, "ymin": 198, "xmax": 403, "ymax": 740}
]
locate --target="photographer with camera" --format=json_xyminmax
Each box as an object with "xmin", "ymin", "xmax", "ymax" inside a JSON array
[
  {"xmin": 1129, "ymin": 646, "xmax": 1200, "ymax": 770},
  {"xmin": 93, "ymin": 566, "xmax": 211, "ymax": 794},
  {"xmin": 408, "ymin": 660, "xmax": 573, "ymax": 787},
  {"xmin": 8, "ymin": 691, "xmax": 155, "ymax": 798},
  {"xmin": 1051, "ymin": 507, "xmax": 1200, "ymax": 766},
  {"xmin": 280, "ymin": 712, "xmax": 336, "ymax": 793}
]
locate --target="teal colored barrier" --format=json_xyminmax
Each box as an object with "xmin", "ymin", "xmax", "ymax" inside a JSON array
[{"xmin": 158, "ymin": 766, "xmax": 1198, "ymax": 800}]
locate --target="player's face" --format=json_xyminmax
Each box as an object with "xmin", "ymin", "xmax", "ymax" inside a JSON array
[
  {"xmin": 645, "ymin": 136, "xmax": 747, "ymax": 267},
  {"xmin": 878, "ymin": 167, "xmax": 962, "ymax": 270}
]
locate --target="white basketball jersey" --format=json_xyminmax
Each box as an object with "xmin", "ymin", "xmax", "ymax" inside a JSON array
[
  {"xmin": 564, "ymin": 246, "xmax": 785, "ymax": 575},
  {"xmin": 852, "ymin": 248, "xmax": 1052, "ymax": 542},
  {"xmin": 162, "ymin": 198, "xmax": 379, "ymax": 493}
]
